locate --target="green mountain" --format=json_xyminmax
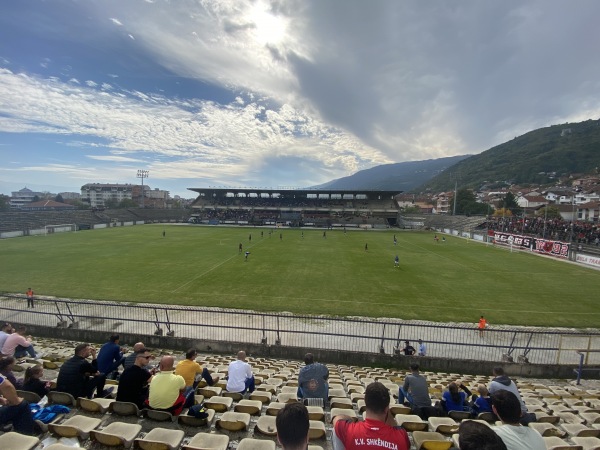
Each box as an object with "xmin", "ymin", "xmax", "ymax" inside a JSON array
[
  {"xmin": 313, "ymin": 155, "xmax": 469, "ymax": 191},
  {"xmin": 418, "ymin": 119, "xmax": 600, "ymax": 192}
]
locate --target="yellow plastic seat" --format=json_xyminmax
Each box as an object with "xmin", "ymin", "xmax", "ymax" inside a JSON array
[{"xmin": 412, "ymin": 431, "xmax": 453, "ymax": 450}]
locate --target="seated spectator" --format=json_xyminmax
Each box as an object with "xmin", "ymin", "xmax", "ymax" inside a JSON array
[
  {"xmin": 398, "ymin": 364, "xmax": 433, "ymax": 418},
  {"xmin": 0, "ymin": 356, "xmax": 23, "ymax": 389},
  {"xmin": 489, "ymin": 367, "xmax": 536, "ymax": 425},
  {"xmin": 123, "ymin": 342, "xmax": 153, "ymax": 370},
  {"xmin": 226, "ymin": 351, "xmax": 255, "ymax": 394},
  {"xmin": 1, "ymin": 325, "xmax": 38, "ymax": 359},
  {"xmin": 276, "ymin": 402, "xmax": 310, "ymax": 450},
  {"xmin": 148, "ymin": 355, "xmax": 186, "ymax": 415},
  {"xmin": 491, "ymin": 390, "xmax": 545, "ymax": 450},
  {"xmin": 471, "ymin": 384, "xmax": 493, "ymax": 416},
  {"xmin": 458, "ymin": 420, "xmax": 507, "ymax": 450},
  {"xmin": 441, "ymin": 381, "xmax": 471, "ymax": 413},
  {"xmin": 333, "ymin": 382, "xmax": 410, "ymax": 450},
  {"xmin": 176, "ymin": 348, "xmax": 219, "ymax": 406},
  {"xmin": 56, "ymin": 343, "xmax": 112, "ymax": 399},
  {"xmin": 297, "ymin": 353, "xmax": 329, "ymax": 404},
  {"xmin": 117, "ymin": 347, "xmax": 153, "ymax": 409},
  {"xmin": 22, "ymin": 365, "xmax": 52, "ymax": 399},
  {"xmin": 0, "ymin": 374, "xmax": 40, "ymax": 435},
  {"xmin": 96, "ymin": 334, "xmax": 125, "ymax": 380},
  {"xmin": 0, "ymin": 322, "xmax": 13, "ymax": 351}
]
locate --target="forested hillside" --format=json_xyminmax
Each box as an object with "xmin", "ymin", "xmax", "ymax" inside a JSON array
[{"xmin": 419, "ymin": 119, "xmax": 600, "ymax": 192}]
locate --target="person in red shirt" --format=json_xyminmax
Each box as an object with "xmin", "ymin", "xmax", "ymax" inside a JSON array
[
  {"xmin": 26, "ymin": 288, "xmax": 34, "ymax": 308},
  {"xmin": 478, "ymin": 316, "xmax": 488, "ymax": 337},
  {"xmin": 332, "ymin": 381, "xmax": 410, "ymax": 450}
]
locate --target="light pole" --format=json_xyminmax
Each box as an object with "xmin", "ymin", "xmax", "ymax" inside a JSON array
[
  {"xmin": 453, "ymin": 179, "xmax": 458, "ymax": 215},
  {"xmin": 137, "ymin": 170, "xmax": 149, "ymax": 208}
]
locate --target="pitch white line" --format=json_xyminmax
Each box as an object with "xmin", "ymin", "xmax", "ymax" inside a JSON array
[{"xmin": 171, "ymin": 239, "xmax": 262, "ymax": 293}]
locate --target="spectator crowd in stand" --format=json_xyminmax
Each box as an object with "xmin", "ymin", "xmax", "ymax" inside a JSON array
[
  {"xmin": 0, "ymin": 329, "xmax": 564, "ymax": 450},
  {"xmin": 482, "ymin": 216, "xmax": 600, "ymax": 244}
]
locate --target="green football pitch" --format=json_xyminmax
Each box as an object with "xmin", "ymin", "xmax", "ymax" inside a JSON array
[{"xmin": 1, "ymin": 225, "xmax": 598, "ymax": 328}]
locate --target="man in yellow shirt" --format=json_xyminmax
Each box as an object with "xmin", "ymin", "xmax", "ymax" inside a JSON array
[
  {"xmin": 175, "ymin": 348, "xmax": 220, "ymax": 388},
  {"xmin": 175, "ymin": 348, "xmax": 219, "ymax": 406},
  {"xmin": 148, "ymin": 355, "xmax": 186, "ymax": 415}
]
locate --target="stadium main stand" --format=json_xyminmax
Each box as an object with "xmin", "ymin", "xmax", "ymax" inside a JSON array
[{"xmin": 188, "ymin": 188, "xmax": 401, "ymax": 228}]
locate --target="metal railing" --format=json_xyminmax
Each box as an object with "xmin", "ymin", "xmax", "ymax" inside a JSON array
[{"xmin": 1, "ymin": 294, "xmax": 598, "ymax": 366}]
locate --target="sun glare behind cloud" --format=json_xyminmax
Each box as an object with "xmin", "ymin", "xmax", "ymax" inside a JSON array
[{"xmin": 248, "ymin": 3, "xmax": 287, "ymax": 45}]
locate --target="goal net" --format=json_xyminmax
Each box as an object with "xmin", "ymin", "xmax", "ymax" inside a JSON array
[{"xmin": 44, "ymin": 224, "xmax": 77, "ymax": 235}]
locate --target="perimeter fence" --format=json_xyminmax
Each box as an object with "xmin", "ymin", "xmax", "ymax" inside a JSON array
[{"xmin": 2, "ymin": 294, "xmax": 599, "ymax": 367}]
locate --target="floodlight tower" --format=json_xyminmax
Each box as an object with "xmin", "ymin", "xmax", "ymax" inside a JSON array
[{"xmin": 137, "ymin": 169, "xmax": 149, "ymax": 208}]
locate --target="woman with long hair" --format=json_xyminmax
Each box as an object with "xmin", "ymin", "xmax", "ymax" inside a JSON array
[
  {"xmin": 441, "ymin": 381, "xmax": 471, "ymax": 413},
  {"xmin": 22, "ymin": 364, "xmax": 51, "ymax": 398}
]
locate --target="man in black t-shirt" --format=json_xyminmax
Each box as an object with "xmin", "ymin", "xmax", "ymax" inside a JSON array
[
  {"xmin": 402, "ymin": 341, "xmax": 416, "ymax": 356},
  {"xmin": 117, "ymin": 348, "xmax": 153, "ymax": 408}
]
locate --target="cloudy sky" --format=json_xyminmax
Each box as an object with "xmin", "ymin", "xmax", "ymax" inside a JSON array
[{"xmin": 1, "ymin": 0, "xmax": 599, "ymax": 198}]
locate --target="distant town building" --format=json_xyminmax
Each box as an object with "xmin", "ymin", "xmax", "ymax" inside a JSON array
[
  {"xmin": 58, "ymin": 192, "xmax": 81, "ymax": 200},
  {"xmin": 434, "ymin": 192, "xmax": 451, "ymax": 214},
  {"xmin": 132, "ymin": 186, "xmax": 170, "ymax": 208},
  {"xmin": 516, "ymin": 194, "xmax": 547, "ymax": 209},
  {"xmin": 10, "ymin": 187, "xmax": 44, "ymax": 209},
  {"xmin": 80, "ymin": 183, "xmax": 134, "ymax": 208},
  {"xmin": 80, "ymin": 183, "xmax": 171, "ymax": 208}
]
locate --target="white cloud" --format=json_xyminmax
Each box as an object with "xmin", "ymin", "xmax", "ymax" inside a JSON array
[
  {"xmin": 0, "ymin": 69, "xmax": 388, "ymax": 186},
  {"xmin": 110, "ymin": 18, "xmax": 123, "ymax": 26},
  {"xmin": 86, "ymin": 155, "xmax": 142, "ymax": 162},
  {"xmin": 85, "ymin": 80, "xmax": 98, "ymax": 87}
]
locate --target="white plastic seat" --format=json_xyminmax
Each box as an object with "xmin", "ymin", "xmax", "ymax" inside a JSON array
[
  {"xmin": 90, "ymin": 421, "xmax": 142, "ymax": 448},
  {"xmin": 428, "ymin": 417, "xmax": 459, "ymax": 435},
  {"xmin": 49, "ymin": 415, "xmax": 102, "ymax": 440},
  {"xmin": 135, "ymin": 428, "xmax": 185, "ymax": 450},
  {"xmin": 255, "ymin": 415, "xmax": 277, "ymax": 436},
  {"xmin": 183, "ymin": 432, "xmax": 230, "ymax": 450},
  {"xmin": 237, "ymin": 438, "xmax": 276, "ymax": 450},
  {"xmin": 395, "ymin": 414, "xmax": 428, "ymax": 431},
  {"xmin": 0, "ymin": 432, "xmax": 39, "ymax": 450},
  {"xmin": 216, "ymin": 411, "xmax": 251, "ymax": 431},
  {"xmin": 542, "ymin": 436, "xmax": 584, "ymax": 450},
  {"xmin": 234, "ymin": 399, "xmax": 262, "ymax": 415},
  {"xmin": 205, "ymin": 396, "xmax": 233, "ymax": 412}
]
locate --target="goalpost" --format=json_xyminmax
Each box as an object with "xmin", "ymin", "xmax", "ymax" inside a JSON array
[{"xmin": 44, "ymin": 224, "xmax": 77, "ymax": 235}]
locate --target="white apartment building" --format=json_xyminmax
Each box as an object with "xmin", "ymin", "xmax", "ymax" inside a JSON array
[{"xmin": 80, "ymin": 183, "xmax": 134, "ymax": 208}]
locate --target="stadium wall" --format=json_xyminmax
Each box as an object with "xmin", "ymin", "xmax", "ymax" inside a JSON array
[{"xmin": 27, "ymin": 324, "xmax": 582, "ymax": 379}]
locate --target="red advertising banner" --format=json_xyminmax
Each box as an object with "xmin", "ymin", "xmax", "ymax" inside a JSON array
[{"xmin": 487, "ymin": 230, "xmax": 570, "ymax": 259}]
